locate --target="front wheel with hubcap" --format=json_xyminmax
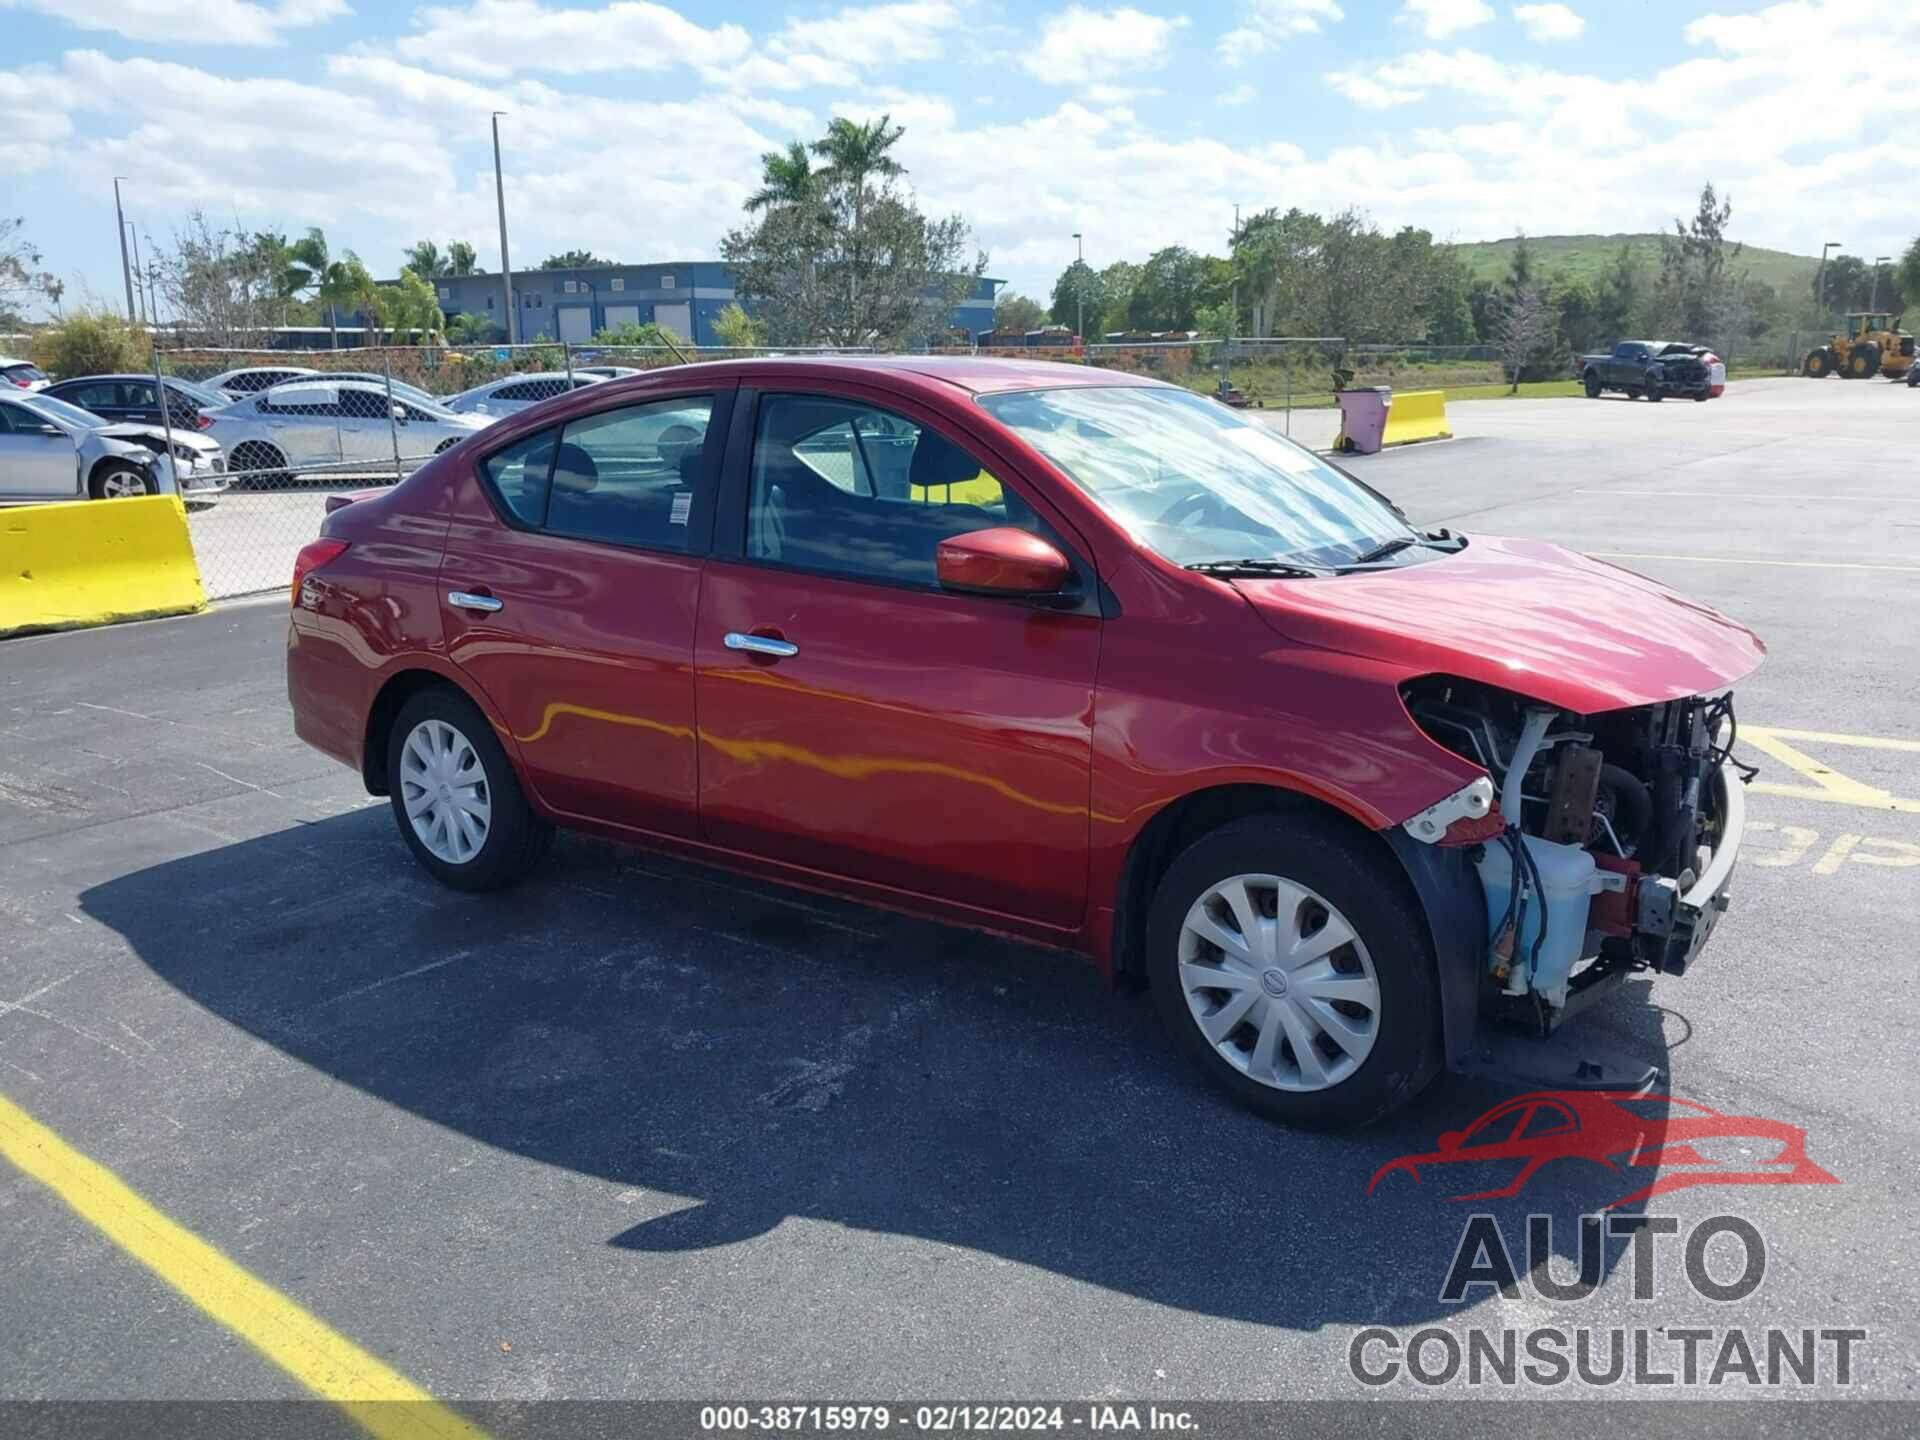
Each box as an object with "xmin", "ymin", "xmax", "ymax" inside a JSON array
[
  {"xmin": 90, "ymin": 464, "xmax": 154, "ymax": 499},
  {"xmin": 387, "ymin": 687, "xmax": 553, "ymax": 891},
  {"xmin": 1147, "ymin": 814, "xmax": 1440, "ymax": 1129}
]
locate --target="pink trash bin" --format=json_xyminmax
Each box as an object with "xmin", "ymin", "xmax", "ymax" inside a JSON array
[{"xmin": 1334, "ymin": 386, "xmax": 1392, "ymax": 454}]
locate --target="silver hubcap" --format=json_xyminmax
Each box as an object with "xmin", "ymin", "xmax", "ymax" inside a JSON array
[
  {"xmin": 1178, "ymin": 873, "xmax": 1381, "ymax": 1093},
  {"xmin": 101, "ymin": 471, "xmax": 144, "ymax": 498},
  {"xmin": 399, "ymin": 719, "xmax": 491, "ymax": 864}
]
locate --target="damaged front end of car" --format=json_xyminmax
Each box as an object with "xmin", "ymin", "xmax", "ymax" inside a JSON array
[{"xmin": 1398, "ymin": 675, "xmax": 1751, "ymax": 1038}]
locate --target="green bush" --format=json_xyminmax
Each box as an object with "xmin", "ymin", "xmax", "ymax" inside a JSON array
[{"xmin": 33, "ymin": 309, "xmax": 150, "ymax": 379}]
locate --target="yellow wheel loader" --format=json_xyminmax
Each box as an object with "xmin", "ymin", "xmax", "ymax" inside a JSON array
[{"xmin": 1803, "ymin": 313, "xmax": 1917, "ymax": 379}]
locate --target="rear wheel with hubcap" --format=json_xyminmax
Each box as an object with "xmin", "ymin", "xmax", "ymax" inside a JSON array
[
  {"xmin": 1803, "ymin": 348, "xmax": 1833, "ymax": 378},
  {"xmin": 387, "ymin": 687, "xmax": 553, "ymax": 891},
  {"xmin": 1147, "ymin": 814, "xmax": 1440, "ymax": 1129},
  {"xmin": 1583, "ymin": 371, "xmax": 1603, "ymax": 399}
]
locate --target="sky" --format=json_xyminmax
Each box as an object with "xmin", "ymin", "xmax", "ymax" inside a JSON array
[{"xmin": 4, "ymin": 0, "xmax": 1917, "ymax": 317}]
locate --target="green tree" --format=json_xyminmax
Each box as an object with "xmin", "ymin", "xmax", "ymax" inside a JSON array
[
  {"xmin": 746, "ymin": 141, "xmax": 818, "ymax": 214},
  {"xmin": 994, "ymin": 291, "xmax": 1047, "ymax": 335},
  {"xmin": 809, "ymin": 114, "xmax": 907, "ymax": 311},
  {"xmin": 1552, "ymin": 274, "xmax": 1600, "ymax": 353},
  {"xmin": 1048, "ymin": 260, "xmax": 1100, "ymax": 331},
  {"xmin": 541, "ymin": 250, "xmax": 616, "ymax": 270},
  {"xmin": 594, "ymin": 320, "xmax": 677, "ymax": 346},
  {"xmin": 0, "ymin": 216, "xmax": 57, "ymax": 325},
  {"xmin": 1128, "ymin": 246, "xmax": 1215, "ymax": 330},
  {"xmin": 1897, "ymin": 235, "xmax": 1920, "ymax": 312},
  {"xmin": 1502, "ymin": 232, "xmax": 1536, "ymax": 298},
  {"xmin": 1093, "ymin": 260, "xmax": 1139, "ymax": 337},
  {"xmin": 446, "ymin": 312, "xmax": 493, "ymax": 344},
  {"xmin": 711, "ymin": 302, "xmax": 766, "ymax": 348},
  {"xmin": 1595, "ymin": 242, "xmax": 1640, "ymax": 342},
  {"xmin": 1657, "ymin": 182, "xmax": 1742, "ymax": 336},
  {"xmin": 374, "ymin": 269, "xmax": 443, "ymax": 342},
  {"xmin": 31, "ymin": 308, "xmax": 149, "ymax": 378},
  {"xmin": 446, "ymin": 240, "xmax": 482, "ymax": 276},
  {"xmin": 403, "ymin": 240, "xmax": 446, "ymax": 279},
  {"xmin": 1814, "ymin": 254, "xmax": 1869, "ymax": 314},
  {"xmin": 1422, "ymin": 248, "xmax": 1477, "ymax": 345}
]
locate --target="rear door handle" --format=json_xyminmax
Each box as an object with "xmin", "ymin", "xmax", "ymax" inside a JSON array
[
  {"xmin": 724, "ymin": 631, "xmax": 798, "ymax": 659},
  {"xmin": 448, "ymin": 590, "xmax": 503, "ymax": 613}
]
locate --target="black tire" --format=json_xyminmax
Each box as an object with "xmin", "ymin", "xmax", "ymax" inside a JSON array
[
  {"xmin": 1802, "ymin": 349, "xmax": 1832, "ymax": 378},
  {"xmin": 229, "ymin": 440, "xmax": 291, "ymax": 487},
  {"xmin": 1644, "ymin": 373, "xmax": 1665, "ymax": 401},
  {"xmin": 88, "ymin": 463, "xmax": 155, "ymax": 500},
  {"xmin": 1583, "ymin": 370, "xmax": 1602, "ymax": 399},
  {"xmin": 386, "ymin": 685, "xmax": 553, "ymax": 893},
  {"xmin": 1145, "ymin": 813, "xmax": 1442, "ymax": 1130},
  {"xmin": 1845, "ymin": 343, "xmax": 1880, "ymax": 379},
  {"xmin": 1692, "ymin": 392, "xmax": 1709, "ymax": 402}
]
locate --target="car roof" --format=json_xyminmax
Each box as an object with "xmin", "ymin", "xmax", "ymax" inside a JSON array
[{"xmin": 594, "ymin": 354, "xmax": 1166, "ymax": 398}]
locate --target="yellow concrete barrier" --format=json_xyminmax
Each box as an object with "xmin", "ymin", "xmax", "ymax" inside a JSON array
[
  {"xmin": 1382, "ymin": 389, "xmax": 1452, "ymax": 446},
  {"xmin": 0, "ymin": 495, "xmax": 206, "ymax": 639}
]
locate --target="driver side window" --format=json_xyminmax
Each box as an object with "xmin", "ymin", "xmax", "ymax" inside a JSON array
[{"xmin": 745, "ymin": 394, "xmax": 1041, "ymax": 587}]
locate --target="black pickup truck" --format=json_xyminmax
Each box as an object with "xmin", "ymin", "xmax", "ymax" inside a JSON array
[{"xmin": 1579, "ymin": 340, "xmax": 1712, "ymax": 401}]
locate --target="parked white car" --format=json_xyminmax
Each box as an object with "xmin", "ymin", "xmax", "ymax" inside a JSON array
[
  {"xmin": 443, "ymin": 371, "xmax": 603, "ymax": 417},
  {"xmin": 202, "ymin": 365, "xmax": 321, "ymax": 400},
  {"xmin": 205, "ymin": 379, "xmax": 489, "ymax": 481},
  {"xmin": 2, "ymin": 355, "xmax": 51, "ymax": 392},
  {"xmin": 571, "ymin": 364, "xmax": 646, "ymax": 380},
  {"xmin": 0, "ymin": 392, "xmax": 228, "ymax": 504}
]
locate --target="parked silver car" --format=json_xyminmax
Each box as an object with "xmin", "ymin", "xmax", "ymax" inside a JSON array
[
  {"xmin": 2, "ymin": 355, "xmax": 51, "ymax": 393},
  {"xmin": 0, "ymin": 392, "xmax": 228, "ymax": 504},
  {"xmin": 202, "ymin": 365, "xmax": 320, "ymax": 400},
  {"xmin": 442, "ymin": 371, "xmax": 603, "ymax": 417},
  {"xmin": 204, "ymin": 379, "xmax": 489, "ymax": 481}
]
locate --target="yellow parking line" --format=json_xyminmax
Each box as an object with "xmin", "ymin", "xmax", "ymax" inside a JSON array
[
  {"xmin": 1744, "ymin": 725, "xmax": 1920, "ymax": 815},
  {"xmin": 1590, "ymin": 551, "xmax": 1920, "ymax": 574},
  {"xmin": 0, "ymin": 1090, "xmax": 486, "ymax": 1440}
]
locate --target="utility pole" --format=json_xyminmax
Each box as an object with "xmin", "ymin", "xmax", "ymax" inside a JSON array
[
  {"xmin": 112, "ymin": 177, "xmax": 137, "ymax": 322},
  {"xmin": 125, "ymin": 223, "xmax": 148, "ymax": 326},
  {"xmin": 492, "ymin": 112, "xmax": 517, "ymax": 344},
  {"xmin": 1072, "ymin": 232, "xmax": 1084, "ymax": 345}
]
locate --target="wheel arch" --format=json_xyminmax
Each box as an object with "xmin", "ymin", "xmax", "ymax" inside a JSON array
[
  {"xmin": 361, "ymin": 664, "xmax": 521, "ymax": 797},
  {"xmin": 86, "ymin": 451, "xmax": 150, "ymax": 492}
]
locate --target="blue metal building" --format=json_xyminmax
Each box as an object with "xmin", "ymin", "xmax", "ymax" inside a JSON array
[{"xmin": 405, "ymin": 262, "xmax": 1001, "ymax": 345}]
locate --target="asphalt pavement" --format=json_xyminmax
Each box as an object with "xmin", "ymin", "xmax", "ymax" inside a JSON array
[{"xmin": 1, "ymin": 376, "xmax": 1915, "ymax": 1432}]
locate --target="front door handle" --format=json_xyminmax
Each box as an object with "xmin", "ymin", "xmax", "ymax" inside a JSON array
[
  {"xmin": 724, "ymin": 631, "xmax": 798, "ymax": 659},
  {"xmin": 448, "ymin": 590, "xmax": 503, "ymax": 613}
]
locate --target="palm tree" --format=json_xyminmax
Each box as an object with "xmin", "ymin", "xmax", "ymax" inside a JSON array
[
  {"xmin": 287, "ymin": 228, "xmax": 342, "ymax": 347},
  {"xmin": 403, "ymin": 240, "xmax": 447, "ymax": 279},
  {"xmin": 810, "ymin": 114, "xmax": 905, "ymax": 234},
  {"xmin": 446, "ymin": 240, "xmax": 481, "ymax": 276},
  {"xmin": 746, "ymin": 141, "xmax": 816, "ymax": 213},
  {"xmin": 809, "ymin": 115, "xmax": 906, "ymax": 312}
]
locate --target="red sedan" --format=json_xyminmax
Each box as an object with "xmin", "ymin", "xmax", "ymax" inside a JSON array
[{"xmin": 288, "ymin": 357, "xmax": 1763, "ymax": 1127}]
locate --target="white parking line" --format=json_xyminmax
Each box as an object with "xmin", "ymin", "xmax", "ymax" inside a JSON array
[{"xmin": 1590, "ymin": 552, "xmax": 1920, "ymax": 574}]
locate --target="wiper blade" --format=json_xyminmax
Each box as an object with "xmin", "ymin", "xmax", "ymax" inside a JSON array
[
  {"xmin": 1184, "ymin": 558, "xmax": 1330, "ymax": 579},
  {"xmin": 1347, "ymin": 536, "xmax": 1420, "ymax": 565}
]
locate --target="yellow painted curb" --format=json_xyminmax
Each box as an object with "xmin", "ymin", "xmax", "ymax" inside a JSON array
[
  {"xmin": 0, "ymin": 494, "xmax": 207, "ymax": 639},
  {"xmin": 1382, "ymin": 389, "xmax": 1452, "ymax": 446}
]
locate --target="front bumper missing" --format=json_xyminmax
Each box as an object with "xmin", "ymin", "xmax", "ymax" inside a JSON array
[{"xmin": 1657, "ymin": 760, "xmax": 1745, "ymax": 974}]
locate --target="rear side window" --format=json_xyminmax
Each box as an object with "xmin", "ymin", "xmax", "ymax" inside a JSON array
[
  {"xmin": 63, "ymin": 381, "xmax": 119, "ymax": 408},
  {"xmin": 543, "ymin": 398, "xmax": 713, "ymax": 551},
  {"xmin": 484, "ymin": 427, "xmax": 560, "ymax": 527},
  {"xmin": 5, "ymin": 363, "xmax": 48, "ymax": 384}
]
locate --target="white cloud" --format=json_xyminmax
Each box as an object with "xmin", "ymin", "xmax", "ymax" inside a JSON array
[
  {"xmin": 1512, "ymin": 3, "xmax": 1584, "ymax": 41},
  {"xmin": 1399, "ymin": 0, "xmax": 1494, "ymax": 40},
  {"xmin": 1023, "ymin": 6, "xmax": 1188, "ymax": 80},
  {"xmin": 777, "ymin": 2, "xmax": 962, "ymax": 64},
  {"xmin": 0, "ymin": 0, "xmax": 349, "ymax": 46},
  {"xmin": 1217, "ymin": 82, "xmax": 1257, "ymax": 105},
  {"xmin": 1217, "ymin": 0, "xmax": 1344, "ymax": 62},
  {"xmin": 391, "ymin": 0, "xmax": 751, "ymax": 79}
]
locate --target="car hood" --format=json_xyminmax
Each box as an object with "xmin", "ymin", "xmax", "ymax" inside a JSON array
[
  {"xmin": 96, "ymin": 422, "xmax": 217, "ymax": 451},
  {"xmin": 1231, "ymin": 533, "xmax": 1765, "ymax": 713}
]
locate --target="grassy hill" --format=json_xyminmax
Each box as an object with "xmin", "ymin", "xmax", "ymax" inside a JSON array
[{"xmin": 1453, "ymin": 233, "xmax": 1819, "ymax": 299}]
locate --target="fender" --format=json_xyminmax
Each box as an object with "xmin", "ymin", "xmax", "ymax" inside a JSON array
[{"xmin": 1382, "ymin": 828, "xmax": 1486, "ymax": 1065}]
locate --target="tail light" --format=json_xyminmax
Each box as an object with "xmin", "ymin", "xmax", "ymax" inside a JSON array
[
  {"xmin": 291, "ymin": 539, "xmax": 350, "ymax": 606},
  {"xmin": 8, "ymin": 378, "xmax": 28, "ymax": 389},
  {"xmin": 193, "ymin": 413, "xmax": 214, "ymax": 430}
]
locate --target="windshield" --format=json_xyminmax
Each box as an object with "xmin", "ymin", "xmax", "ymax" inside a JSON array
[
  {"xmin": 22, "ymin": 393, "xmax": 107, "ymax": 430},
  {"xmin": 977, "ymin": 385, "xmax": 1411, "ymax": 569}
]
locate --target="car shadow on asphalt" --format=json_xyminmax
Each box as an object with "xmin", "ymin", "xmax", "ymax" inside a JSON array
[{"xmin": 82, "ymin": 808, "xmax": 1671, "ymax": 1332}]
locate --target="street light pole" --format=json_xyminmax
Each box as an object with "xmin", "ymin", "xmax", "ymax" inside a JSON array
[
  {"xmin": 112, "ymin": 177, "xmax": 137, "ymax": 322},
  {"xmin": 1817, "ymin": 240, "xmax": 1842, "ymax": 318},
  {"xmin": 125, "ymin": 223, "xmax": 148, "ymax": 326},
  {"xmin": 1873, "ymin": 256, "xmax": 1892, "ymax": 312},
  {"xmin": 1072, "ymin": 232, "xmax": 1084, "ymax": 345},
  {"xmin": 492, "ymin": 112, "xmax": 517, "ymax": 345}
]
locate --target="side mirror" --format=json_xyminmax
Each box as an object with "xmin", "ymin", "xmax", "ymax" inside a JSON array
[
  {"xmin": 936, "ymin": 527, "xmax": 1073, "ymax": 600},
  {"xmin": 1437, "ymin": 1130, "xmax": 1463, "ymax": 1152},
  {"xmin": 35, "ymin": 423, "xmax": 64, "ymax": 438},
  {"xmin": 390, "ymin": 404, "xmax": 409, "ymax": 424}
]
